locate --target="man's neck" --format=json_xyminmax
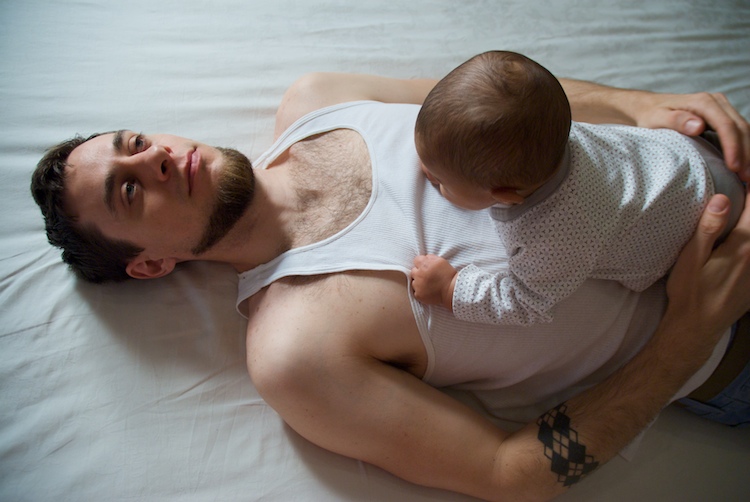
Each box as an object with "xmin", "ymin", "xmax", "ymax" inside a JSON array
[
  {"xmin": 201, "ymin": 129, "xmax": 372, "ymax": 274},
  {"xmin": 188, "ymin": 165, "xmax": 295, "ymax": 273}
]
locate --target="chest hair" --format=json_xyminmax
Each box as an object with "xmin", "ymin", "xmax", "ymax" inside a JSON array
[{"xmin": 287, "ymin": 129, "xmax": 372, "ymax": 247}]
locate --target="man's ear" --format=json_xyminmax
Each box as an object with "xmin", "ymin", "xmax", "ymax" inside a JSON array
[
  {"xmin": 490, "ymin": 187, "xmax": 526, "ymax": 206},
  {"xmin": 126, "ymin": 257, "xmax": 177, "ymax": 280}
]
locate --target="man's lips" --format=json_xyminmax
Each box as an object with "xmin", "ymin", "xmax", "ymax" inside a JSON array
[{"xmin": 188, "ymin": 148, "xmax": 200, "ymax": 195}]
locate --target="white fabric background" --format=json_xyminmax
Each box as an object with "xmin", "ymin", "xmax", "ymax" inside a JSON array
[{"xmin": 1, "ymin": 1, "xmax": 749, "ymax": 500}]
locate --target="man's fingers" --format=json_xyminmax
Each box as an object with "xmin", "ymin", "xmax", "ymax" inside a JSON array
[
  {"xmin": 671, "ymin": 195, "xmax": 731, "ymax": 279},
  {"xmin": 701, "ymin": 194, "xmax": 732, "ymax": 237},
  {"xmin": 710, "ymin": 93, "xmax": 750, "ymax": 176},
  {"xmin": 658, "ymin": 92, "xmax": 750, "ymax": 178},
  {"xmin": 673, "ymin": 111, "xmax": 706, "ymax": 137},
  {"xmin": 682, "ymin": 93, "xmax": 750, "ymax": 176},
  {"xmin": 735, "ymin": 185, "xmax": 750, "ymax": 229}
]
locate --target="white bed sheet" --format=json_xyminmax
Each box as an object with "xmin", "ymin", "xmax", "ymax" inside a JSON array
[{"xmin": 1, "ymin": 1, "xmax": 749, "ymax": 500}]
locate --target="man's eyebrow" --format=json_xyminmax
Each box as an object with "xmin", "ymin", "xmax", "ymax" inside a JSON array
[
  {"xmin": 112, "ymin": 129, "xmax": 126, "ymax": 152},
  {"xmin": 104, "ymin": 168, "xmax": 117, "ymax": 216},
  {"xmin": 104, "ymin": 130, "xmax": 127, "ymax": 215}
]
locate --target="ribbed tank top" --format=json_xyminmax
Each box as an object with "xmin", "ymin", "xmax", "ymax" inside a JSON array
[{"xmin": 237, "ymin": 101, "xmax": 727, "ymax": 421}]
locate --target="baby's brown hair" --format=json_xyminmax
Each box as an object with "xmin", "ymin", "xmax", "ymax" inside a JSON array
[{"xmin": 415, "ymin": 51, "xmax": 571, "ymax": 190}]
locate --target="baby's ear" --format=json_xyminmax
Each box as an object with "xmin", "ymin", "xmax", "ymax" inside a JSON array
[
  {"xmin": 126, "ymin": 256, "xmax": 176, "ymax": 280},
  {"xmin": 490, "ymin": 187, "xmax": 525, "ymax": 205}
]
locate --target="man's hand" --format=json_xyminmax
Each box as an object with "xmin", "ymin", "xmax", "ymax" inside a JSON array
[
  {"xmin": 631, "ymin": 91, "xmax": 750, "ymax": 180},
  {"xmin": 411, "ymin": 254, "xmax": 458, "ymax": 311},
  {"xmin": 503, "ymin": 189, "xmax": 750, "ymax": 497},
  {"xmin": 636, "ymin": 92, "xmax": 750, "ymax": 181},
  {"xmin": 665, "ymin": 188, "xmax": 750, "ymax": 346},
  {"xmin": 560, "ymin": 79, "xmax": 750, "ymax": 181}
]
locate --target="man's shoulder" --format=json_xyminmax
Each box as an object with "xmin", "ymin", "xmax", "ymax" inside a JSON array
[
  {"xmin": 248, "ymin": 271, "xmax": 407, "ymax": 324},
  {"xmin": 244, "ymin": 270, "xmax": 427, "ymax": 375}
]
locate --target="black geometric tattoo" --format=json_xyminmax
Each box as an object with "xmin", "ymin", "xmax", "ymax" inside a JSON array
[{"xmin": 537, "ymin": 404, "xmax": 600, "ymax": 487}]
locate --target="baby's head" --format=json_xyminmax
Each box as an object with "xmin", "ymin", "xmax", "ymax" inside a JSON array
[{"xmin": 415, "ymin": 50, "xmax": 571, "ymax": 208}]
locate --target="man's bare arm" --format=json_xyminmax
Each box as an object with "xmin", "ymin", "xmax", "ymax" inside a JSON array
[
  {"xmin": 248, "ymin": 190, "xmax": 750, "ymax": 502},
  {"xmin": 274, "ymin": 73, "xmax": 437, "ymax": 139},
  {"xmin": 560, "ymin": 79, "xmax": 750, "ymax": 178},
  {"xmin": 275, "ymin": 72, "xmax": 749, "ymax": 178},
  {"xmin": 514, "ymin": 189, "xmax": 750, "ymax": 493}
]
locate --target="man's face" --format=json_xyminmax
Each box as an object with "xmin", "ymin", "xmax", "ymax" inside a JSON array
[{"xmin": 64, "ymin": 131, "xmax": 254, "ymax": 275}]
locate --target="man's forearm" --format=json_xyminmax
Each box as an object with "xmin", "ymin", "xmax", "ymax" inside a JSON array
[
  {"xmin": 558, "ymin": 79, "xmax": 750, "ymax": 179},
  {"xmin": 559, "ymin": 78, "xmax": 646, "ymax": 126},
  {"xmin": 509, "ymin": 192, "xmax": 750, "ymax": 497},
  {"xmin": 547, "ymin": 314, "xmax": 709, "ymax": 463},
  {"xmin": 497, "ymin": 313, "xmax": 720, "ymax": 500}
]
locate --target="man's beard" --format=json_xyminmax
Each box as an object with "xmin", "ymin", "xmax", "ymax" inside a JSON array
[{"xmin": 191, "ymin": 147, "xmax": 255, "ymax": 256}]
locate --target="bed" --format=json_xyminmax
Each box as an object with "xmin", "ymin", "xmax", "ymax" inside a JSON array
[{"xmin": 1, "ymin": 1, "xmax": 749, "ymax": 500}]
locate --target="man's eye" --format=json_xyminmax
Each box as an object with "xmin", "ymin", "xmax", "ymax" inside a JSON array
[
  {"xmin": 133, "ymin": 134, "xmax": 146, "ymax": 152},
  {"xmin": 125, "ymin": 181, "xmax": 137, "ymax": 202}
]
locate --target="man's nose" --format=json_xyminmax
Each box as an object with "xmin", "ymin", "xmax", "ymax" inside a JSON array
[{"xmin": 142, "ymin": 144, "xmax": 173, "ymax": 181}]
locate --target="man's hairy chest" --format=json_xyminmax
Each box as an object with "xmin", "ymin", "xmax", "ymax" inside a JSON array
[{"xmin": 287, "ymin": 129, "xmax": 372, "ymax": 247}]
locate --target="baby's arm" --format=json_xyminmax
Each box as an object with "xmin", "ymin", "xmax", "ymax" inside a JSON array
[
  {"xmin": 411, "ymin": 255, "xmax": 457, "ymax": 311},
  {"xmin": 451, "ymin": 264, "xmax": 559, "ymax": 325},
  {"xmin": 413, "ymin": 255, "xmax": 577, "ymax": 324}
]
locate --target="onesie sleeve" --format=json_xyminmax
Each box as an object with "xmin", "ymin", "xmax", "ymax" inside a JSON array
[
  {"xmin": 452, "ymin": 264, "xmax": 556, "ymax": 325},
  {"xmin": 452, "ymin": 208, "xmax": 604, "ymax": 326}
]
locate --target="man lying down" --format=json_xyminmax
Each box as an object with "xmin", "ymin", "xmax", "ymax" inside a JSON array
[{"xmin": 31, "ymin": 70, "xmax": 750, "ymax": 501}]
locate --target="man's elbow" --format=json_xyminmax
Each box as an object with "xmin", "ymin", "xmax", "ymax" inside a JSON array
[{"xmin": 489, "ymin": 440, "xmax": 567, "ymax": 502}]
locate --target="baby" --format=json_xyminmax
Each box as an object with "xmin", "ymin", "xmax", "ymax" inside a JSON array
[{"xmin": 411, "ymin": 50, "xmax": 744, "ymax": 325}]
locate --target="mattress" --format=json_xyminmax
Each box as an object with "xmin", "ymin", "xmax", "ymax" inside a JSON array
[{"xmin": 1, "ymin": 1, "xmax": 748, "ymax": 500}]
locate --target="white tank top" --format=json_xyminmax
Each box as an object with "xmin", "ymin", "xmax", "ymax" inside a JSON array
[{"xmin": 237, "ymin": 101, "xmax": 727, "ymax": 421}]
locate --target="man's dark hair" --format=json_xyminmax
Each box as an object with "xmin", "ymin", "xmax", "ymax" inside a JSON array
[{"xmin": 30, "ymin": 133, "xmax": 144, "ymax": 283}]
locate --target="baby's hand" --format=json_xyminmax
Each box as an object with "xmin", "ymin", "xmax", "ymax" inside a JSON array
[{"xmin": 411, "ymin": 254, "xmax": 458, "ymax": 311}]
